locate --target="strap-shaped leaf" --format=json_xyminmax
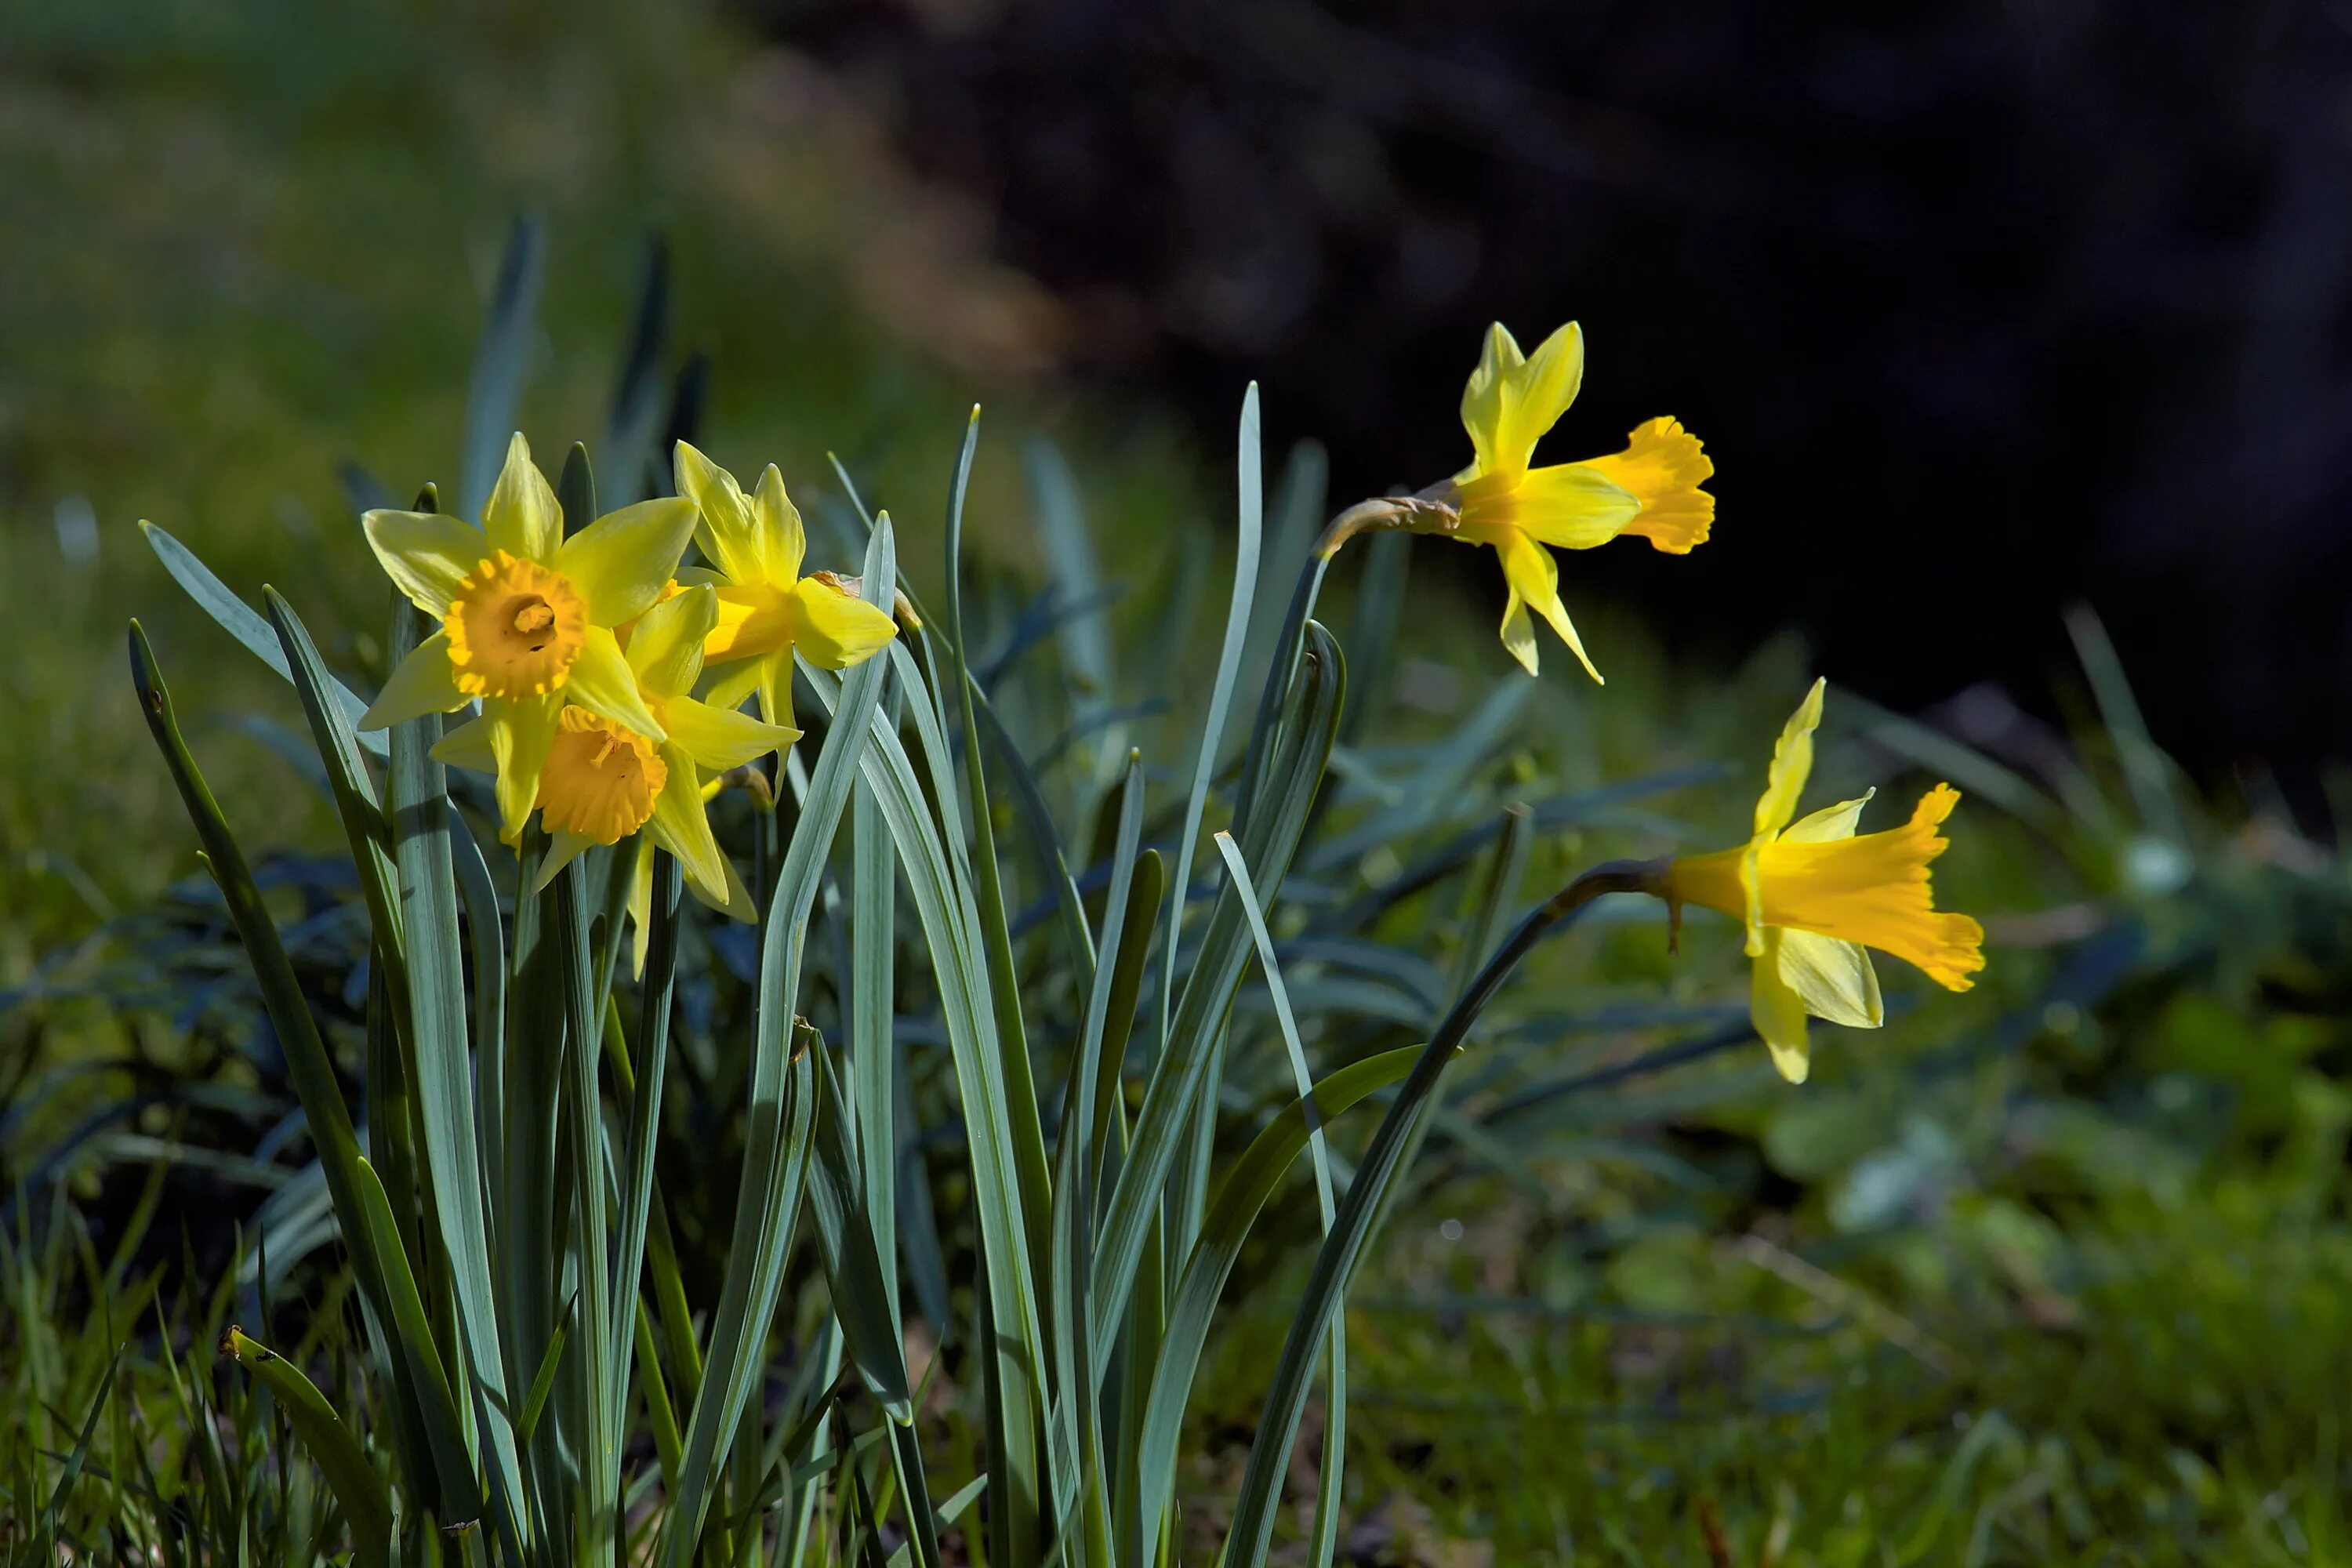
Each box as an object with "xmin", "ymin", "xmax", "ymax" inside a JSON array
[
  {"xmin": 140, "ymin": 521, "xmax": 386, "ymax": 757},
  {"xmin": 1133, "ymin": 1047, "xmax": 1420, "ymax": 1553},
  {"xmin": 225, "ymin": 1330, "xmax": 391, "ymax": 1568}
]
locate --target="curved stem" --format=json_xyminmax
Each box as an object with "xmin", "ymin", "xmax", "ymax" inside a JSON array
[{"xmin": 1222, "ymin": 856, "xmax": 1669, "ymax": 1568}]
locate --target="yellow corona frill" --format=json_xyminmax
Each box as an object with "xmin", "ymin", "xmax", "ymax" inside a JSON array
[
  {"xmin": 1664, "ymin": 679, "xmax": 1986, "ymax": 1083},
  {"xmin": 1449, "ymin": 321, "xmax": 1714, "ymax": 682},
  {"xmin": 673, "ymin": 442, "xmax": 900, "ymax": 727},
  {"xmin": 358, "ymin": 433, "xmax": 699, "ymax": 842}
]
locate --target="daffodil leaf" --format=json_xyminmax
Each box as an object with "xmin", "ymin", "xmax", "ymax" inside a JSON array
[{"xmin": 140, "ymin": 521, "xmax": 388, "ymax": 757}]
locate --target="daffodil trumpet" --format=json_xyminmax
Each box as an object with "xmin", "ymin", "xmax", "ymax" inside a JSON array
[
  {"xmin": 1316, "ymin": 320, "xmax": 1715, "ymax": 684},
  {"xmin": 1659, "ymin": 678, "xmax": 1987, "ymax": 1083},
  {"xmin": 357, "ymin": 432, "xmax": 701, "ymax": 842},
  {"xmin": 437, "ymin": 585, "xmax": 793, "ymax": 967}
]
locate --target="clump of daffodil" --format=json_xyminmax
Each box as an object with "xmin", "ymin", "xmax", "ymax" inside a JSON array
[
  {"xmin": 437, "ymin": 585, "xmax": 793, "ymax": 959},
  {"xmin": 1661, "ymin": 678, "xmax": 1986, "ymax": 1083},
  {"xmin": 1323, "ymin": 321, "xmax": 1713, "ymax": 683},
  {"xmin": 359, "ymin": 434, "xmax": 699, "ymax": 842},
  {"xmin": 672, "ymin": 442, "xmax": 899, "ymax": 727}
]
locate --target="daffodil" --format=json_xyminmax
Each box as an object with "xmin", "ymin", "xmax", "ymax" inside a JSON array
[
  {"xmin": 437, "ymin": 586, "xmax": 792, "ymax": 942},
  {"xmin": 1447, "ymin": 321, "xmax": 1714, "ymax": 682},
  {"xmin": 671, "ymin": 442, "xmax": 898, "ymax": 728},
  {"xmin": 1663, "ymin": 679, "xmax": 1985, "ymax": 1083},
  {"xmin": 358, "ymin": 434, "xmax": 699, "ymax": 842}
]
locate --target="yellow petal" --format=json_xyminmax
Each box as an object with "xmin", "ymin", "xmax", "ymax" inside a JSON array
[
  {"xmin": 1781, "ymin": 788, "xmax": 1875, "ymax": 844},
  {"xmin": 666, "ymin": 695, "xmax": 799, "ymax": 772},
  {"xmin": 1774, "ymin": 929, "xmax": 1883, "ymax": 1028},
  {"xmin": 1497, "ymin": 588, "xmax": 1540, "ymax": 677},
  {"xmin": 1461, "ymin": 321, "xmax": 1583, "ymax": 481},
  {"xmin": 673, "ymin": 441, "xmax": 768, "ymax": 586},
  {"xmin": 431, "ymin": 714, "xmax": 498, "ymax": 773},
  {"xmin": 1493, "ymin": 466, "xmax": 1642, "ymax": 550},
  {"xmin": 556, "ymin": 497, "xmax": 699, "ymax": 627},
  {"xmin": 484, "ymin": 434, "xmax": 560, "ymax": 563},
  {"xmin": 753, "ymin": 463, "xmax": 806, "ymax": 584},
  {"xmin": 757, "ymin": 648, "xmax": 797, "ymax": 732},
  {"xmin": 530, "ymin": 830, "xmax": 599, "ymax": 895},
  {"xmin": 488, "ymin": 692, "xmax": 564, "ymax": 844},
  {"xmin": 624, "ymin": 585, "xmax": 719, "ymax": 699},
  {"xmin": 627, "ymin": 839, "xmax": 654, "ymax": 978},
  {"xmin": 1753, "ymin": 678, "xmax": 1827, "ymax": 843},
  {"xmin": 1574, "ymin": 418, "xmax": 1715, "ymax": 555},
  {"xmin": 1751, "ymin": 930, "xmax": 1813, "ymax": 1084},
  {"xmin": 645, "ymin": 740, "xmax": 729, "ymax": 902},
  {"xmin": 362, "ymin": 510, "xmax": 487, "ymax": 616},
  {"xmin": 789, "ymin": 575, "xmax": 899, "ymax": 671},
  {"xmin": 702, "ymin": 582, "xmax": 793, "ymax": 665},
  {"xmin": 688, "ymin": 851, "xmax": 758, "ymax": 924},
  {"xmin": 564, "ymin": 626, "xmax": 665, "ymax": 742},
  {"xmin": 699, "ymin": 656, "xmax": 764, "ymax": 717},
  {"xmin": 1459, "ymin": 322, "xmax": 1525, "ymax": 478},
  {"xmin": 361, "ymin": 633, "xmax": 470, "ymax": 728},
  {"xmin": 1493, "ymin": 532, "xmax": 1602, "ymax": 684}
]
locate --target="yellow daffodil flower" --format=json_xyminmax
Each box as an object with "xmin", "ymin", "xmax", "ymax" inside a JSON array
[
  {"xmin": 1664, "ymin": 679, "xmax": 1985, "ymax": 1083},
  {"xmin": 672, "ymin": 441, "xmax": 899, "ymax": 728},
  {"xmin": 437, "ymin": 586, "xmax": 790, "ymax": 935},
  {"xmin": 358, "ymin": 434, "xmax": 699, "ymax": 842},
  {"xmin": 1448, "ymin": 321, "xmax": 1714, "ymax": 682}
]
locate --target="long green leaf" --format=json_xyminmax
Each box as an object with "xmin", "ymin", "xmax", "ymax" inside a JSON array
[
  {"xmin": 128, "ymin": 622, "xmax": 477, "ymax": 1522},
  {"xmin": 798, "ymin": 649, "xmax": 1055, "ymax": 1563},
  {"xmin": 139, "ymin": 521, "xmax": 386, "ymax": 757},
  {"xmin": 1214, "ymin": 830, "xmax": 1347, "ymax": 1568},
  {"xmin": 225, "ymin": 1331, "xmax": 390, "ymax": 1568},
  {"xmin": 1132, "ymin": 1047, "xmax": 1418, "ymax": 1555},
  {"xmin": 1156, "ymin": 383, "xmax": 1262, "ymax": 1060},
  {"xmin": 381, "ymin": 599, "xmax": 525, "ymax": 1539},
  {"xmin": 805, "ymin": 1033, "xmax": 915, "ymax": 1418},
  {"xmin": 1221, "ymin": 861, "xmax": 1661, "ymax": 1566},
  {"xmin": 1089, "ymin": 620, "xmax": 1343, "ymax": 1366},
  {"xmin": 661, "ymin": 517, "xmax": 899, "ymax": 1566}
]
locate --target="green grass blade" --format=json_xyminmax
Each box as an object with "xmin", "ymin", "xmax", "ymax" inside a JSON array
[
  {"xmin": 345, "ymin": 1156, "xmax": 480, "ymax": 1526},
  {"xmin": 459, "ymin": 215, "xmax": 544, "ymax": 520},
  {"xmin": 260, "ymin": 589, "xmax": 405, "ymax": 978},
  {"xmin": 1132, "ymin": 1047, "xmax": 1418, "ymax": 1555},
  {"xmin": 851, "ymin": 767, "xmax": 898, "ymax": 1319},
  {"xmin": 139, "ymin": 521, "xmax": 386, "ymax": 758},
  {"xmin": 223, "ymin": 1332, "xmax": 390, "ymax": 1568},
  {"xmin": 552, "ymin": 861, "xmax": 618, "ymax": 1547},
  {"xmin": 611, "ymin": 850, "xmax": 681, "ymax": 1417},
  {"xmin": 128, "ymin": 623, "xmax": 463, "ymax": 1512},
  {"xmin": 661, "ymin": 518, "xmax": 900, "ymax": 1567},
  {"xmin": 1211, "ymin": 829, "xmax": 1346, "ymax": 1564},
  {"xmin": 380, "ymin": 601, "xmax": 524, "ymax": 1539},
  {"xmin": 799, "ymin": 649, "xmax": 1055, "ymax": 1561},
  {"xmin": 1090, "ymin": 620, "xmax": 1342, "ymax": 1367},
  {"xmin": 1156, "ymin": 383, "xmax": 1263, "ymax": 1058},
  {"xmin": 1221, "ymin": 862, "xmax": 1659, "ymax": 1567},
  {"xmin": 805, "ymin": 1032, "xmax": 915, "ymax": 1418},
  {"xmin": 942, "ymin": 405, "xmax": 1058, "ymax": 1321}
]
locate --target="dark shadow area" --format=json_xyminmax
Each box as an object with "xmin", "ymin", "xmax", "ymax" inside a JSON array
[{"xmin": 755, "ymin": 0, "xmax": 2352, "ymax": 804}]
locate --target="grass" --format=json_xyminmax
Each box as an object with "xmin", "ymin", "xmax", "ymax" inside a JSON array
[{"xmin": 5, "ymin": 3, "xmax": 2351, "ymax": 1564}]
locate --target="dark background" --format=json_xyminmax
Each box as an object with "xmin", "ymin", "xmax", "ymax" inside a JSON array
[{"xmin": 758, "ymin": 0, "xmax": 2352, "ymax": 804}]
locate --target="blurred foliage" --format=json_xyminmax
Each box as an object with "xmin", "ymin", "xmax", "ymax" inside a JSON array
[{"xmin": 5, "ymin": 2, "xmax": 2352, "ymax": 1563}]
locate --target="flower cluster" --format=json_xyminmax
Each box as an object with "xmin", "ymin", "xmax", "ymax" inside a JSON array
[
  {"xmin": 349, "ymin": 318, "xmax": 1985, "ymax": 1080},
  {"xmin": 1377, "ymin": 322, "xmax": 1982, "ymax": 1080},
  {"xmin": 358, "ymin": 435, "xmax": 896, "ymax": 956}
]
